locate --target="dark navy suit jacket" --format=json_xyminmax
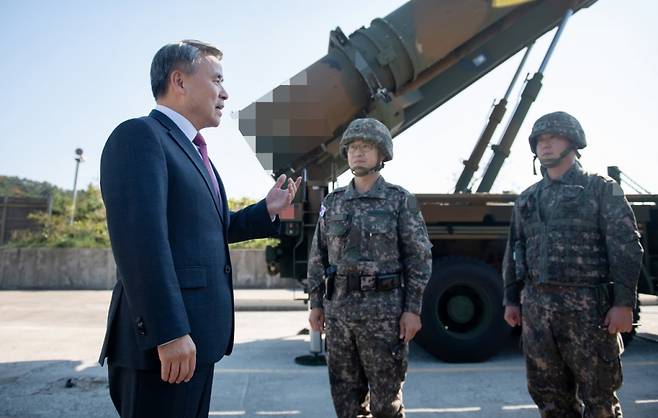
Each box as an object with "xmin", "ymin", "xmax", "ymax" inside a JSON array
[{"xmin": 98, "ymin": 110, "xmax": 278, "ymax": 369}]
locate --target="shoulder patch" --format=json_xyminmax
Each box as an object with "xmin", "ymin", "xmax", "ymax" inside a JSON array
[
  {"xmin": 591, "ymin": 174, "xmax": 624, "ymax": 197},
  {"xmin": 319, "ymin": 204, "xmax": 326, "ymax": 218},
  {"xmin": 611, "ymin": 182, "xmax": 624, "ymax": 197},
  {"xmin": 406, "ymin": 195, "xmax": 420, "ymax": 213}
]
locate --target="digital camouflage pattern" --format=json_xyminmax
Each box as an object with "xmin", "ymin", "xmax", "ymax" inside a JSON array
[
  {"xmin": 503, "ymin": 162, "xmax": 643, "ymax": 308},
  {"xmin": 340, "ymin": 118, "xmax": 394, "ymax": 162},
  {"xmin": 529, "ymin": 111, "xmax": 587, "ymax": 154},
  {"xmin": 308, "ymin": 176, "xmax": 432, "ymax": 317},
  {"xmin": 307, "ymin": 175, "xmax": 431, "ymax": 417},
  {"xmin": 522, "ymin": 301, "xmax": 624, "ymax": 418},
  {"xmin": 503, "ymin": 161, "xmax": 643, "ymax": 417},
  {"xmin": 325, "ymin": 316, "xmax": 407, "ymax": 418}
]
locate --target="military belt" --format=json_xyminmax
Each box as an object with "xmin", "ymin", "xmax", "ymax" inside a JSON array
[
  {"xmin": 526, "ymin": 274, "xmax": 602, "ymax": 288},
  {"xmin": 336, "ymin": 273, "xmax": 402, "ymax": 292}
]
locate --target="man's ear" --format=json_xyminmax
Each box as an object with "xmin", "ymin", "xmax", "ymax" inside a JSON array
[{"xmin": 169, "ymin": 70, "xmax": 185, "ymax": 95}]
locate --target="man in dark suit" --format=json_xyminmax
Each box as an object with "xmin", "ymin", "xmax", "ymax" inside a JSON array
[{"xmin": 98, "ymin": 39, "xmax": 301, "ymax": 418}]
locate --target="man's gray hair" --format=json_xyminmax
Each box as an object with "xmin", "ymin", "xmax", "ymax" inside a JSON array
[{"xmin": 150, "ymin": 39, "xmax": 223, "ymax": 99}]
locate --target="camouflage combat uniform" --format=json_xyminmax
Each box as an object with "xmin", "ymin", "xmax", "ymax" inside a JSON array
[
  {"xmin": 308, "ymin": 175, "xmax": 432, "ymax": 418},
  {"xmin": 503, "ymin": 112, "xmax": 644, "ymax": 418}
]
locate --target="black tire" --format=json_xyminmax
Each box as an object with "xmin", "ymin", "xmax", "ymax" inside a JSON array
[{"xmin": 416, "ymin": 257, "xmax": 511, "ymax": 362}]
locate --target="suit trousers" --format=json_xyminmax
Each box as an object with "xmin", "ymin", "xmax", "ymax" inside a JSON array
[{"xmin": 108, "ymin": 361, "xmax": 214, "ymax": 418}]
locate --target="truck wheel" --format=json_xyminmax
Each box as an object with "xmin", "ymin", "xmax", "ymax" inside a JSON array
[{"xmin": 416, "ymin": 257, "xmax": 511, "ymax": 362}]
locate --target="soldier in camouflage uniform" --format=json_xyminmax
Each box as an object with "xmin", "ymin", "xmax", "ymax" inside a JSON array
[
  {"xmin": 307, "ymin": 118, "xmax": 432, "ymax": 418},
  {"xmin": 502, "ymin": 111, "xmax": 644, "ymax": 418}
]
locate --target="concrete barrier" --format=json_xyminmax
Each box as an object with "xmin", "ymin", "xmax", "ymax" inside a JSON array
[{"xmin": 0, "ymin": 248, "xmax": 299, "ymax": 290}]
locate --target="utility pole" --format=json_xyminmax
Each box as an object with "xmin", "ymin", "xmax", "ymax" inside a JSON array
[{"xmin": 70, "ymin": 148, "xmax": 84, "ymax": 225}]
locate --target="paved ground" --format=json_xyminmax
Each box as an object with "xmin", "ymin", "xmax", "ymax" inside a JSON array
[{"xmin": 1, "ymin": 291, "xmax": 657, "ymax": 417}]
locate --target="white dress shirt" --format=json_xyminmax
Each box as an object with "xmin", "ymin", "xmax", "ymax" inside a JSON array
[{"xmin": 155, "ymin": 104, "xmax": 202, "ymax": 157}]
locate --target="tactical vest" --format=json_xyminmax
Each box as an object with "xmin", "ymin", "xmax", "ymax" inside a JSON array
[
  {"xmin": 517, "ymin": 174, "xmax": 609, "ymax": 287},
  {"xmin": 323, "ymin": 189, "xmax": 404, "ymax": 277}
]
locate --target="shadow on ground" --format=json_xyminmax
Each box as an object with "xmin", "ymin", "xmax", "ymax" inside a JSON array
[{"xmin": 1, "ymin": 333, "xmax": 657, "ymax": 418}]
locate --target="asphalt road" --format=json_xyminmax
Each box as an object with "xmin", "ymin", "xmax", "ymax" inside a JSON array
[{"xmin": 1, "ymin": 291, "xmax": 657, "ymax": 418}]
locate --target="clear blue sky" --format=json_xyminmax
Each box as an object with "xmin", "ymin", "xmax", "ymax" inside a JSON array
[{"xmin": 1, "ymin": 0, "xmax": 657, "ymax": 199}]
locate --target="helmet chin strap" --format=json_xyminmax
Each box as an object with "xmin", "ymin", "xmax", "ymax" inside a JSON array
[
  {"xmin": 535, "ymin": 147, "xmax": 575, "ymax": 172},
  {"xmin": 351, "ymin": 161, "xmax": 385, "ymax": 177}
]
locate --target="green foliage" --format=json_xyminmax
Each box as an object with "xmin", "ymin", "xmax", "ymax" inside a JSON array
[
  {"xmin": 228, "ymin": 197, "xmax": 280, "ymax": 250},
  {"xmin": 229, "ymin": 197, "xmax": 257, "ymax": 211},
  {"xmin": 0, "ymin": 175, "xmax": 59, "ymax": 198}
]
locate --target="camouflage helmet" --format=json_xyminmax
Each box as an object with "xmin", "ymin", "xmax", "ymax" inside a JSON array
[
  {"xmin": 529, "ymin": 111, "xmax": 586, "ymax": 154},
  {"xmin": 339, "ymin": 118, "xmax": 393, "ymax": 162}
]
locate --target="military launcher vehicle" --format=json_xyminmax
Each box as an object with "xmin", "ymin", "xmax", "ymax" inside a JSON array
[{"xmin": 239, "ymin": 0, "xmax": 658, "ymax": 362}]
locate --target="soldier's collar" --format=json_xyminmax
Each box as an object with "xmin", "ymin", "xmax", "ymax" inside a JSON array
[
  {"xmin": 344, "ymin": 176, "xmax": 388, "ymax": 200},
  {"xmin": 540, "ymin": 161, "xmax": 583, "ymax": 188}
]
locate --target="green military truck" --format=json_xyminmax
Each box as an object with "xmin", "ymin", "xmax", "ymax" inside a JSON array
[{"xmin": 238, "ymin": 0, "xmax": 658, "ymax": 362}]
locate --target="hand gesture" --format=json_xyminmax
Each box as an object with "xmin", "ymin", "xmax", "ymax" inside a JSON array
[{"xmin": 266, "ymin": 174, "xmax": 302, "ymax": 218}]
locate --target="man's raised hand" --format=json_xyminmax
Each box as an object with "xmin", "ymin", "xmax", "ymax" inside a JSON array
[{"xmin": 266, "ymin": 174, "xmax": 302, "ymax": 218}]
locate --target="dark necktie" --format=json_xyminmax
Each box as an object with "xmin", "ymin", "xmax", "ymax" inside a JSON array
[{"xmin": 193, "ymin": 133, "xmax": 221, "ymax": 201}]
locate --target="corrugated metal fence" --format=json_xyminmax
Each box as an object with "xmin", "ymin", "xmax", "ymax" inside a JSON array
[{"xmin": 0, "ymin": 196, "xmax": 50, "ymax": 245}]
